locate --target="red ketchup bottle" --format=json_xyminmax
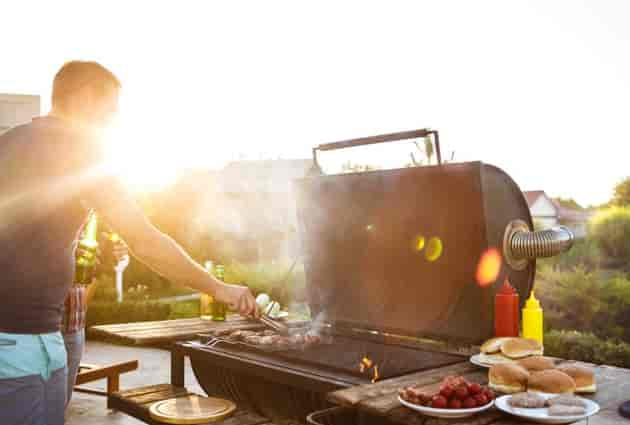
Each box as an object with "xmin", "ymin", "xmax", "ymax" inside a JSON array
[{"xmin": 494, "ymin": 278, "xmax": 520, "ymax": 337}]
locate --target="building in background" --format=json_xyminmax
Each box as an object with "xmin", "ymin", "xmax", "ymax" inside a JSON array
[
  {"xmin": 523, "ymin": 190, "xmax": 594, "ymax": 238},
  {"xmin": 0, "ymin": 93, "xmax": 40, "ymax": 135}
]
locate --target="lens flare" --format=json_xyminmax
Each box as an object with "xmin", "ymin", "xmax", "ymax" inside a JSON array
[
  {"xmin": 414, "ymin": 235, "xmax": 426, "ymax": 252},
  {"xmin": 476, "ymin": 248, "xmax": 502, "ymax": 287},
  {"xmin": 425, "ymin": 237, "xmax": 443, "ymax": 261},
  {"xmin": 366, "ymin": 224, "xmax": 375, "ymax": 232}
]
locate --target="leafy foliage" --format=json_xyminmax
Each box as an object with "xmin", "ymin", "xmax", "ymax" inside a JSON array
[
  {"xmin": 86, "ymin": 300, "xmax": 171, "ymax": 328},
  {"xmin": 340, "ymin": 161, "xmax": 380, "ymax": 173},
  {"xmin": 611, "ymin": 177, "xmax": 630, "ymax": 207},
  {"xmin": 224, "ymin": 261, "xmax": 306, "ymax": 307},
  {"xmin": 536, "ymin": 265, "xmax": 601, "ymax": 333},
  {"xmin": 544, "ymin": 330, "xmax": 630, "ymax": 368},
  {"xmin": 553, "ymin": 197, "xmax": 584, "ymax": 210},
  {"xmin": 537, "ymin": 238, "xmax": 601, "ymax": 271},
  {"xmin": 589, "ymin": 207, "xmax": 630, "ymax": 261}
]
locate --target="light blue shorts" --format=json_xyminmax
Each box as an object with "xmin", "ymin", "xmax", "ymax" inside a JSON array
[
  {"xmin": 0, "ymin": 367, "xmax": 67, "ymax": 425},
  {"xmin": 0, "ymin": 332, "xmax": 68, "ymax": 425}
]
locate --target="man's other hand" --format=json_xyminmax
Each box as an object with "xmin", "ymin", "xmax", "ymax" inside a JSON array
[
  {"xmin": 111, "ymin": 237, "xmax": 129, "ymax": 262},
  {"xmin": 214, "ymin": 283, "xmax": 259, "ymax": 318}
]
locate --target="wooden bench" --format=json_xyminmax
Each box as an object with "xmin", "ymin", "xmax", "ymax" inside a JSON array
[
  {"xmin": 108, "ymin": 384, "xmax": 279, "ymax": 425},
  {"xmin": 73, "ymin": 360, "xmax": 139, "ymax": 396}
]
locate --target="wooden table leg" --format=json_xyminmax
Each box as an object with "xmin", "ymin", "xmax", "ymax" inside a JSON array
[
  {"xmin": 107, "ymin": 374, "xmax": 120, "ymax": 394},
  {"xmin": 171, "ymin": 345, "xmax": 185, "ymax": 387}
]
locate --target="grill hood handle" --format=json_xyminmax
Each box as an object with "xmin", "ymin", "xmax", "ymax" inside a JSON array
[
  {"xmin": 311, "ymin": 128, "xmax": 442, "ymax": 173},
  {"xmin": 503, "ymin": 219, "xmax": 575, "ymax": 270}
]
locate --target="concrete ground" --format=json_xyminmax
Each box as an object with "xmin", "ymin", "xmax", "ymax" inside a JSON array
[{"xmin": 66, "ymin": 340, "xmax": 204, "ymax": 425}]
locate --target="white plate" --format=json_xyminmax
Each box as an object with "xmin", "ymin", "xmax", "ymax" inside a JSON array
[
  {"xmin": 469, "ymin": 354, "xmax": 514, "ymax": 368},
  {"xmin": 398, "ymin": 396, "xmax": 494, "ymax": 419},
  {"xmin": 495, "ymin": 394, "xmax": 600, "ymax": 424}
]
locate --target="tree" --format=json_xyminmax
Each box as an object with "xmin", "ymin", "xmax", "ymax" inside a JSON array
[
  {"xmin": 612, "ymin": 177, "xmax": 630, "ymax": 207},
  {"xmin": 554, "ymin": 197, "xmax": 584, "ymax": 210}
]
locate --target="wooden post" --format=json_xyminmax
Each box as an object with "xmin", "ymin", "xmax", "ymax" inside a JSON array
[{"xmin": 171, "ymin": 345, "xmax": 185, "ymax": 387}]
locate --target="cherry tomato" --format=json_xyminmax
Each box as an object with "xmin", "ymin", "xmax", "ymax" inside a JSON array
[
  {"xmin": 431, "ymin": 395, "xmax": 448, "ymax": 409},
  {"xmin": 468, "ymin": 383, "xmax": 482, "ymax": 395},
  {"xmin": 455, "ymin": 386, "xmax": 469, "ymax": 400},
  {"xmin": 448, "ymin": 398, "xmax": 462, "ymax": 409}
]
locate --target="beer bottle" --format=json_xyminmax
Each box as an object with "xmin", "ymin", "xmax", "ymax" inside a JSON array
[
  {"xmin": 75, "ymin": 212, "xmax": 99, "ymax": 285},
  {"xmin": 200, "ymin": 261, "xmax": 213, "ymax": 320},
  {"xmin": 211, "ymin": 264, "xmax": 227, "ymax": 321}
]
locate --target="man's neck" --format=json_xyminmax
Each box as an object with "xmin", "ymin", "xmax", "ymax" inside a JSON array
[{"xmin": 48, "ymin": 110, "xmax": 98, "ymax": 134}]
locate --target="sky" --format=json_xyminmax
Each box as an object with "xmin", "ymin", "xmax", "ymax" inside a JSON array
[{"xmin": 1, "ymin": 0, "xmax": 629, "ymax": 205}]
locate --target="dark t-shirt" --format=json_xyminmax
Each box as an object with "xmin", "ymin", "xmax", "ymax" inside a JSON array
[{"xmin": 0, "ymin": 117, "xmax": 107, "ymax": 333}]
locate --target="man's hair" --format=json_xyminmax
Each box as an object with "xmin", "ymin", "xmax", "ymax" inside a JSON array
[{"xmin": 52, "ymin": 61, "xmax": 121, "ymax": 111}]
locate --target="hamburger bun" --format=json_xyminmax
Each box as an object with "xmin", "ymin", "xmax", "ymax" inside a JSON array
[
  {"xmin": 516, "ymin": 356, "xmax": 556, "ymax": 372},
  {"xmin": 477, "ymin": 352, "xmax": 512, "ymax": 366},
  {"xmin": 489, "ymin": 363, "xmax": 530, "ymax": 394},
  {"xmin": 481, "ymin": 337, "xmax": 512, "ymax": 354},
  {"xmin": 500, "ymin": 338, "xmax": 543, "ymax": 359},
  {"xmin": 527, "ymin": 370, "xmax": 576, "ymax": 394},
  {"xmin": 556, "ymin": 365, "xmax": 596, "ymax": 393}
]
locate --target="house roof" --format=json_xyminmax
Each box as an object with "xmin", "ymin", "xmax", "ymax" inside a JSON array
[
  {"xmin": 523, "ymin": 190, "xmax": 546, "ymax": 207},
  {"xmin": 523, "ymin": 190, "xmax": 595, "ymax": 223}
]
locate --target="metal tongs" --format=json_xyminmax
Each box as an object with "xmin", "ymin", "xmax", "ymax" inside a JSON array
[{"xmin": 258, "ymin": 301, "xmax": 289, "ymax": 336}]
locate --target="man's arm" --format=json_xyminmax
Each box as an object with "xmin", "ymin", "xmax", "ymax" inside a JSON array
[{"xmin": 86, "ymin": 184, "xmax": 258, "ymax": 317}]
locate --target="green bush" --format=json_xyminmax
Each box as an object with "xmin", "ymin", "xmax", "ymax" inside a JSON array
[
  {"xmin": 544, "ymin": 330, "xmax": 630, "ymax": 368},
  {"xmin": 537, "ymin": 238, "xmax": 601, "ymax": 271},
  {"xmin": 224, "ymin": 261, "xmax": 306, "ymax": 307},
  {"xmin": 168, "ymin": 300, "xmax": 200, "ymax": 320},
  {"xmin": 86, "ymin": 300, "xmax": 171, "ymax": 328},
  {"xmin": 536, "ymin": 265, "xmax": 602, "ymax": 333},
  {"xmin": 590, "ymin": 207, "xmax": 630, "ymax": 261}
]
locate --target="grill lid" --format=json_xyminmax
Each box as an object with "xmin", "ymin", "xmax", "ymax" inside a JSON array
[{"xmin": 295, "ymin": 160, "xmax": 535, "ymax": 344}]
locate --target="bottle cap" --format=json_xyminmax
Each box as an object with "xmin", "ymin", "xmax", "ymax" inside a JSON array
[
  {"xmin": 525, "ymin": 290, "xmax": 541, "ymax": 309},
  {"xmin": 498, "ymin": 279, "xmax": 516, "ymax": 294}
]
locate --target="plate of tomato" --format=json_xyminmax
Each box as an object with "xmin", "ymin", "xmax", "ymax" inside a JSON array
[{"xmin": 398, "ymin": 376, "xmax": 495, "ymax": 419}]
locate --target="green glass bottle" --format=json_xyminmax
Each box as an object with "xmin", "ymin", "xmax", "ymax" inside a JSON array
[
  {"xmin": 75, "ymin": 212, "xmax": 99, "ymax": 285},
  {"xmin": 211, "ymin": 264, "xmax": 227, "ymax": 321}
]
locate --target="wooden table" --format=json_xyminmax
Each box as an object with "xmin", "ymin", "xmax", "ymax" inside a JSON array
[
  {"xmin": 327, "ymin": 360, "xmax": 630, "ymax": 425},
  {"xmin": 88, "ymin": 315, "xmax": 264, "ymax": 345}
]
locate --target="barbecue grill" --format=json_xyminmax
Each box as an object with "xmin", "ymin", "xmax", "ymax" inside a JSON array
[{"xmin": 178, "ymin": 129, "xmax": 574, "ymax": 423}]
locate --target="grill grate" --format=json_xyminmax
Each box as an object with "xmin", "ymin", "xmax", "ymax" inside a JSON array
[{"xmin": 271, "ymin": 335, "xmax": 463, "ymax": 380}]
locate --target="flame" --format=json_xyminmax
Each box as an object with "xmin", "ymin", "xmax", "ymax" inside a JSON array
[
  {"xmin": 476, "ymin": 248, "xmax": 502, "ymax": 287},
  {"xmin": 359, "ymin": 356, "xmax": 380, "ymax": 383},
  {"xmin": 372, "ymin": 365, "xmax": 380, "ymax": 383},
  {"xmin": 359, "ymin": 356, "xmax": 373, "ymax": 373}
]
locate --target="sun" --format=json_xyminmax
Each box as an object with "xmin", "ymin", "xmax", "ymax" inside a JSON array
[{"xmin": 102, "ymin": 117, "xmax": 182, "ymax": 192}]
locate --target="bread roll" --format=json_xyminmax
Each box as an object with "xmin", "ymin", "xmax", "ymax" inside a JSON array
[
  {"xmin": 528, "ymin": 370, "xmax": 576, "ymax": 394},
  {"xmin": 516, "ymin": 356, "xmax": 555, "ymax": 372},
  {"xmin": 488, "ymin": 363, "xmax": 530, "ymax": 394},
  {"xmin": 556, "ymin": 365, "xmax": 596, "ymax": 393},
  {"xmin": 500, "ymin": 338, "xmax": 543, "ymax": 359},
  {"xmin": 481, "ymin": 337, "xmax": 512, "ymax": 354}
]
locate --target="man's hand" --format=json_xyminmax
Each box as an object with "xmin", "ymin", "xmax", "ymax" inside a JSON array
[
  {"xmin": 111, "ymin": 236, "xmax": 129, "ymax": 262},
  {"xmin": 213, "ymin": 282, "xmax": 259, "ymax": 318}
]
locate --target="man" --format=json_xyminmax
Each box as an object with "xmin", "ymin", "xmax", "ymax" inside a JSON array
[
  {"xmin": 62, "ymin": 232, "xmax": 128, "ymax": 406},
  {"xmin": 0, "ymin": 61, "xmax": 258, "ymax": 425}
]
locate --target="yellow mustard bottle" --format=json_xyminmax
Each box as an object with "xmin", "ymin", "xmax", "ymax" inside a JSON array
[{"xmin": 522, "ymin": 290, "xmax": 543, "ymax": 344}]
